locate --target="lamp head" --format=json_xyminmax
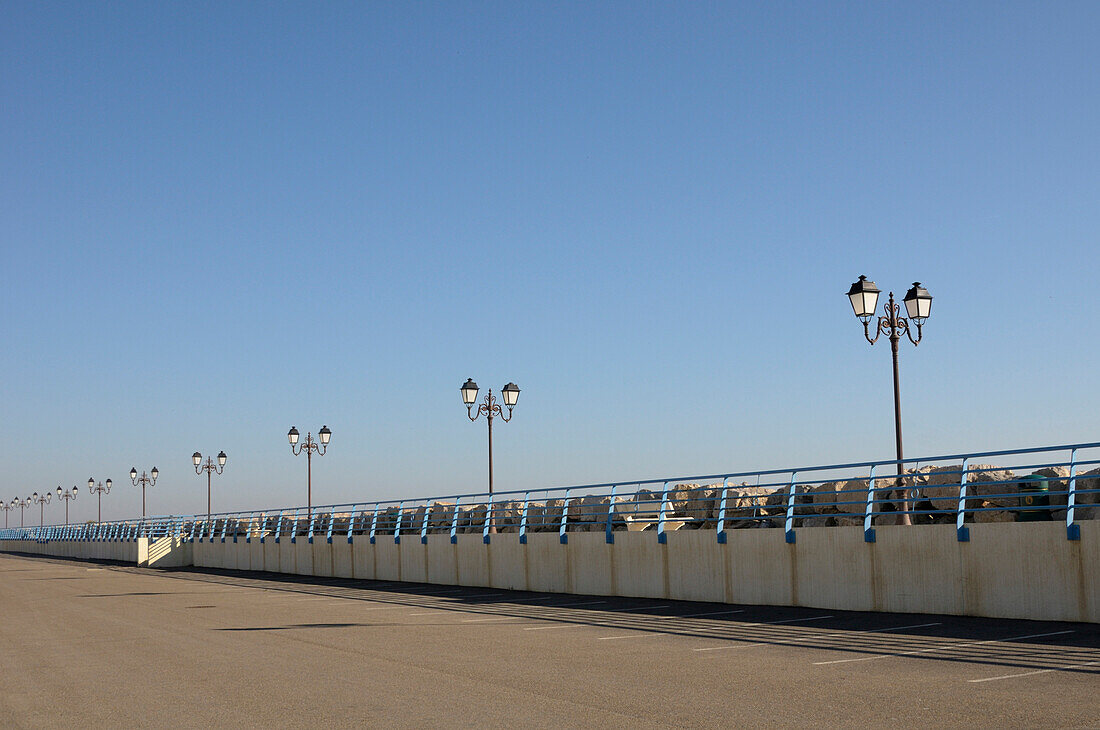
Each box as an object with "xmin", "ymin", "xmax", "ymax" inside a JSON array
[
  {"xmin": 501, "ymin": 382, "xmax": 520, "ymax": 408},
  {"xmin": 193, "ymin": 451, "xmax": 202, "ymax": 466},
  {"xmin": 217, "ymin": 450, "xmax": 227, "ymax": 467},
  {"xmin": 288, "ymin": 426, "xmax": 299, "ymax": 446},
  {"xmin": 902, "ymin": 281, "xmax": 932, "ymax": 322},
  {"xmin": 461, "ymin": 378, "xmax": 479, "ymax": 406},
  {"xmin": 847, "ymin": 275, "xmax": 881, "ymax": 322}
]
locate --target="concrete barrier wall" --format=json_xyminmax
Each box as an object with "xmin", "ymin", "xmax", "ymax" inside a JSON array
[{"xmin": 5, "ymin": 521, "xmax": 1098, "ymax": 622}]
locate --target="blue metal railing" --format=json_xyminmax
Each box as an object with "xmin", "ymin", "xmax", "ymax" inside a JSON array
[{"xmin": 2, "ymin": 442, "xmax": 1097, "ymax": 545}]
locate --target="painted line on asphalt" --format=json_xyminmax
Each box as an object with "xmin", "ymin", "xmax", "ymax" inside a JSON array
[
  {"xmin": 968, "ymin": 659, "xmax": 1100, "ymax": 683},
  {"xmin": 599, "ymin": 633, "xmax": 666, "ymax": 641},
  {"xmin": 813, "ymin": 630, "xmax": 1075, "ymax": 666},
  {"xmin": 524, "ymin": 625, "xmax": 584, "ymax": 632},
  {"xmin": 504, "ymin": 596, "xmax": 556, "ymax": 604},
  {"xmin": 692, "ymin": 615, "xmax": 837, "ymax": 651},
  {"xmin": 546, "ymin": 600, "xmax": 607, "ymax": 608},
  {"xmin": 463, "ymin": 616, "xmax": 522, "ymax": 623},
  {"xmin": 665, "ymin": 610, "xmax": 745, "ymax": 620},
  {"xmin": 693, "ymin": 620, "xmax": 940, "ymax": 652},
  {"xmin": 612, "ymin": 605, "xmax": 672, "ymax": 613}
]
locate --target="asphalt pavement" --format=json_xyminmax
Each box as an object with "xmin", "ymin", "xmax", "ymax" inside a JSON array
[{"xmin": 1, "ymin": 551, "xmax": 1097, "ymax": 728}]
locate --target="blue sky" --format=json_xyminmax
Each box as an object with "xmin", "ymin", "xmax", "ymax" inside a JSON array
[{"xmin": 2, "ymin": 2, "xmax": 1097, "ymax": 522}]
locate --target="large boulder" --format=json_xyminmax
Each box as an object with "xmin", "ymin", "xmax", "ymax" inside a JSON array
[
  {"xmin": 567, "ymin": 495, "xmax": 611, "ymax": 524},
  {"xmin": 967, "ymin": 465, "xmax": 1020, "ymax": 508},
  {"xmin": 1075, "ymin": 467, "xmax": 1100, "ymax": 505},
  {"xmin": 920, "ymin": 464, "xmax": 1018, "ymax": 510},
  {"xmin": 427, "ymin": 501, "xmax": 457, "ymax": 533}
]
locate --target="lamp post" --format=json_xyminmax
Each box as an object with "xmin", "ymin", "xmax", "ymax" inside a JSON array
[
  {"xmin": 192, "ymin": 451, "xmax": 227, "ymax": 519},
  {"xmin": 847, "ymin": 275, "xmax": 933, "ymax": 526},
  {"xmin": 129, "ymin": 467, "xmax": 158, "ymax": 519},
  {"xmin": 32, "ymin": 491, "xmax": 52, "ymax": 527},
  {"xmin": 1, "ymin": 501, "xmax": 12, "ymax": 529},
  {"xmin": 12, "ymin": 498, "xmax": 30, "ymax": 527},
  {"xmin": 461, "ymin": 379, "xmax": 520, "ymax": 533},
  {"xmin": 288, "ymin": 426, "xmax": 330, "ymax": 515},
  {"xmin": 56, "ymin": 486, "xmax": 78, "ymax": 525},
  {"xmin": 87, "ymin": 478, "xmax": 112, "ymax": 523}
]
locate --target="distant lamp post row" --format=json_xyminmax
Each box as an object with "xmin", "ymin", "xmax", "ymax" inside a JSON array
[
  {"xmin": 847, "ymin": 275, "xmax": 934, "ymax": 525},
  {"xmin": 130, "ymin": 467, "xmax": 158, "ymax": 519},
  {"xmin": 461, "ymin": 379, "xmax": 520, "ymax": 533},
  {"xmin": 87, "ymin": 478, "xmax": 112, "ymax": 522},
  {"xmin": 288, "ymin": 426, "xmax": 331, "ymax": 512},
  {"xmin": 193, "ymin": 450, "xmax": 227, "ymax": 519},
  {"xmin": 57, "ymin": 486, "xmax": 78, "ymax": 525},
  {"xmin": 31, "ymin": 491, "xmax": 51, "ymax": 527}
]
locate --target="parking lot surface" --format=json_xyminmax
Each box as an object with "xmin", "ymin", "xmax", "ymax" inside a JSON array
[{"xmin": 1, "ymin": 552, "xmax": 1097, "ymax": 728}]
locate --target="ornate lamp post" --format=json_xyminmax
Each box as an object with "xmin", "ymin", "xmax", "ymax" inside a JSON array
[
  {"xmin": 129, "ymin": 467, "xmax": 158, "ymax": 519},
  {"xmin": 56, "ymin": 486, "xmax": 78, "ymax": 525},
  {"xmin": 12, "ymin": 497, "xmax": 31, "ymax": 527},
  {"xmin": 288, "ymin": 426, "xmax": 330, "ymax": 514},
  {"xmin": 192, "ymin": 451, "xmax": 227, "ymax": 519},
  {"xmin": 87, "ymin": 478, "xmax": 112, "ymax": 523},
  {"xmin": 461, "ymin": 379, "xmax": 520, "ymax": 533},
  {"xmin": 32, "ymin": 491, "xmax": 52, "ymax": 526},
  {"xmin": 847, "ymin": 275, "xmax": 933, "ymax": 525},
  {"xmin": 1, "ymin": 500, "xmax": 12, "ymax": 529}
]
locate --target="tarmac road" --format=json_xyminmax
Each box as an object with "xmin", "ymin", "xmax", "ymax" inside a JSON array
[{"xmin": 1, "ymin": 551, "xmax": 1097, "ymax": 728}]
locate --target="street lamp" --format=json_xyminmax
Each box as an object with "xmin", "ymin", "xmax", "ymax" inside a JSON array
[
  {"xmin": 32, "ymin": 491, "xmax": 52, "ymax": 527},
  {"xmin": 12, "ymin": 497, "xmax": 31, "ymax": 527},
  {"xmin": 461, "ymin": 379, "xmax": 520, "ymax": 532},
  {"xmin": 1, "ymin": 500, "xmax": 12, "ymax": 529},
  {"xmin": 847, "ymin": 275, "xmax": 933, "ymax": 525},
  {"xmin": 87, "ymin": 478, "xmax": 112, "ymax": 523},
  {"xmin": 288, "ymin": 426, "xmax": 330, "ymax": 514},
  {"xmin": 130, "ymin": 467, "xmax": 158, "ymax": 519},
  {"xmin": 193, "ymin": 450, "xmax": 227, "ymax": 519},
  {"xmin": 56, "ymin": 486, "xmax": 78, "ymax": 525}
]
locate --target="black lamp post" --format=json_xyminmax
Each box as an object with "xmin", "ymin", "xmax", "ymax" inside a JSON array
[
  {"xmin": 847, "ymin": 275, "xmax": 933, "ymax": 525},
  {"xmin": 288, "ymin": 426, "xmax": 331, "ymax": 514},
  {"xmin": 56, "ymin": 486, "xmax": 78, "ymax": 525},
  {"xmin": 192, "ymin": 451, "xmax": 227, "ymax": 519},
  {"xmin": 32, "ymin": 491, "xmax": 52, "ymax": 527},
  {"xmin": 1, "ymin": 501, "xmax": 12, "ymax": 529},
  {"xmin": 461, "ymin": 379, "xmax": 520, "ymax": 532},
  {"xmin": 87, "ymin": 478, "xmax": 112, "ymax": 523},
  {"xmin": 130, "ymin": 467, "xmax": 158, "ymax": 519}
]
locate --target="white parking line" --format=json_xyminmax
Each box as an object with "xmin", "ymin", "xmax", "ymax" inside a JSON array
[
  {"xmin": 504, "ymin": 596, "xmax": 556, "ymax": 603},
  {"xmin": 547, "ymin": 600, "xmax": 606, "ymax": 608},
  {"xmin": 524, "ymin": 624, "xmax": 583, "ymax": 632},
  {"xmin": 410, "ymin": 588, "xmax": 466, "ymax": 596},
  {"xmin": 666, "ymin": 610, "xmax": 745, "ymax": 619},
  {"xmin": 599, "ymin": 633, "xmax": 665, "ymax": 641},
  {"xmin": 969, "ymin": 659, "xmax": 1100, "ymax": 683},
  {"xmin": 693, "ymin": 615, "xmax": 837, "ymax": 652},
  {"xmin": 813, "ymin": 630, "xmax": 1074, "ymax": 666},
  {"xmin": 614, "ymin": 605, "xmax": 671, "ymax": 613},
  {"xmin": 463, "ymin": 616, "xmax": 520, "ymax": 623}
]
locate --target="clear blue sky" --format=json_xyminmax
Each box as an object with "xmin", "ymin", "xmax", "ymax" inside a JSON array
[{"xmin": 2, "ymin": 1, "xmax": 1097, "ymax": 522}]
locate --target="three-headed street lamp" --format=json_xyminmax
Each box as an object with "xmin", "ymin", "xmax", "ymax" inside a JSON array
[
  {"xmin": 87, "ymin": 478, "xmax": 112, "ymax": 523},
  {"xmin": 288, "ymin": 426, "xmax": 331, "ymax": 514},
  {"xmin": 130, "ymin": 467, "xmax": 158, "ymax": 519},
  {"xmin": 847, "ymin": 275, "xmax": 934, "ymax": 525},
  {"xmin": 56, "ymin": 486, "xmax": 78, "ymax": 525},
  {"xmin": 31, "ymin": 491, "xmax": 52, "ymax": 526},
  {"xmin": 461, "ymin": 379, "xmax": 520, "ymax": 532},
  {"xmin": 192, "ymin": 451, "xmax": 227, "ymax": 519},
  {"xmin": 12, "ymin": 498, "xmax": 31, "ymax": 527}
]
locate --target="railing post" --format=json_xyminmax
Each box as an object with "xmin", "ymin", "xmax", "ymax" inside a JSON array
[
  {"xmin": 449, "ymin": 499, "xmax": 461, "ymax": 545},
  {"xmin": 657, "ymin": 482, "xmax": 671, "ymax": 544},
  {"xmin": 326, "ymin": 510, "xmax": 336, "ymax": 544},
  {"xmin": 420, "ymin": 503, "xmax": 430, "ymax": 545},
  {"xmin": 394, "ymin": 502, "xmax": 404, "ymax": 545},
  {"xmin": 956, "ymin": 458, "xmax": 971, "ymax": 542},
  {"xmin": 347, "ymin": 505, "xmax": 358, "ymax": 544},
  {"xmin": 483, "ymin": 493, "xmax": 494, "ymax": 545},
  {"xmin": 606, "ymin": 485, "xmax": 617, "ymax": 544},
  {"xmin": 1067, "ymin": 447, "xmax": 1080, "ymax": 541},
  {"xmin": 369, "ymin": 504, "xmax": 380, "ymax": 545},
  {"xmin": 716, "ymin": 477, "xmax": 730, "ymax": 544},
  {"xmin": 307, "ymin": 511, "xmax": 317, "ymax": 545},
  {"xmin": 290, "ymin": 509, "xmax": 301, "ymax": 544},
  {"xmin": 784, "ymin": 472, "xmax": 799, "ymax": 544},
  {"xmin": 220, "ymin": 516, "xmax": 229, "ymax": 543},
  {"xmin": 519, "ymin": 493, "xmax": 530, "ymax": 545},
  {"xmin": 863, "ymin": 465, "xmax": 877, "ymax": 543},
  {"xmin": 559, "ymin": 489, "xmax": 571, "ymax": 545},
  {"xmin": 274, "ymin": 510, "xmax": 285, "ymax": 544}
]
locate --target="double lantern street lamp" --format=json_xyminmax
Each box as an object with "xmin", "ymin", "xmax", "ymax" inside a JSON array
[
  {"xmin": 847, "ymin": 275, "xmax": 933, "ymax": 526},
  {"xmin": 461, "ymin": 379, "xmax": 520, "ymax": 533},
  {"xmin": 56, "ymin": 486, "xmax": 78, "ymax": 525},
  {"xmin": 87, "ymin": 478, "xmax": 112, "ymax": 523},
  {"xmin": 130, "ymin": 467, "xmax": 158, "ymax": 519},
  {"xmin": 288, "ymin": 426, "xmax": 331, "ymax": 514},
  {"xmin": 31, "ymin": 491, "xmax": 52, "ymax": 526},
  {"xmin": 11, "ymin": 498, "xmax": 31, "ymax": 527},
  {"xmin": 192, "ymin": 451, "xmax": 227, "ymax": 519},
  {"xmin": 1, "ymin": 501, "xmax": 12, "ymax": 529}
]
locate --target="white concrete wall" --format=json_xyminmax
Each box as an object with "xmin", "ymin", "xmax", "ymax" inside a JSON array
[{"xmin": 4, "ymin": 521, "xmax": 1097, "ymax": 622}]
